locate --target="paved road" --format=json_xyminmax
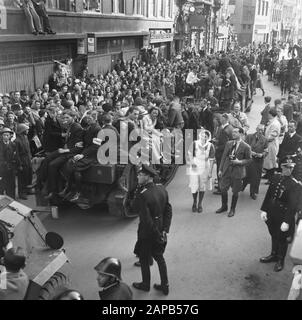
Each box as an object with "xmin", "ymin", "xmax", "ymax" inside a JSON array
[{"xmin": 38, "ymin": 76, "xmax": 293, "ymax": 300}]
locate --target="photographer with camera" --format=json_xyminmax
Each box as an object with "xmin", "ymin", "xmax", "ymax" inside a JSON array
[{"xmin": 216, "ymin": 127, "xmax": 252, "ymax": 217}]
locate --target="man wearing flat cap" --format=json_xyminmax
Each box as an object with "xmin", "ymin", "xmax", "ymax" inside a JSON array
[
  {"xmin": 260, "ymin": 159, "xmax": 302, "ymax": 272},
  {"xmin": 132, "ymin": 164, "xmax": 172, "ymax": 296}
]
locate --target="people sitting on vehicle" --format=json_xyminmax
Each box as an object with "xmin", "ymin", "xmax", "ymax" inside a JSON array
[
  {"xmin": 60, "ymin": 115, "xmax": 101, "ymax": 202},
  {"xmin": 44, "ymin": 110, "xmax": 83, "ymax": 200}
]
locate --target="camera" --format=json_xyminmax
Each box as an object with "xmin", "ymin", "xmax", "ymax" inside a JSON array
[{"xmin": 229, "ymin": 155, "xmax": 236, "ymax": 161}]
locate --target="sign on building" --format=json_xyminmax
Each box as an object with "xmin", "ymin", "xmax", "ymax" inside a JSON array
[
  {"xmin": 77, "ymin": 39, "xmax": 87, "ymax": 55},
  {"xmin": 87, "ymin": 36, "xmax": 96, "ymax": 53},
  {"xmin": 0, "ymin": 1, "xmax": 7, "ymax": 30}
]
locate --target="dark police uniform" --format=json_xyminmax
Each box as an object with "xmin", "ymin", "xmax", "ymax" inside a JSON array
[
  {"xmin": 292, "ymin": 154, "xmax": 302, "ymax": 182},
  {"xmin": 261, "ymin": 172, "xmax": 302, "ymax": 265},
  {"xmin": 135, "ymin": 167, "xmax": 172, "ymax": 289}
]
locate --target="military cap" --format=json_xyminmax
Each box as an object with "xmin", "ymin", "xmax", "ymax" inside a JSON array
[{"xmin": 138, "ymin": 164, "xmax": 158, "ymax": 177}]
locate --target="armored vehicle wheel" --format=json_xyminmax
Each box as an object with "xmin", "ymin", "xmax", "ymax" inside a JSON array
[
  {"xmin": 107, "ymin": 164, "xmax": 139, "ymax": 218},
  {"xmin": 107, "ymin": 189, "xmax": 139, "ymax": 218},
  {"xmin": 157, "ymin": 164, "xmax": 178, "ymax": 187},
  {"xmin": 38, "ymin": 272, "xmax": 70, "ymax": 300}
]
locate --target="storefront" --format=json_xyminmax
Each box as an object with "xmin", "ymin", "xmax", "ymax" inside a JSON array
[
  {"xmin": 85, "ymin": 32, "xmax": 146, "ymax": 75},
  {"xmin": 149, "ymin": 29, "xmax": 173, "ymax": 60}
]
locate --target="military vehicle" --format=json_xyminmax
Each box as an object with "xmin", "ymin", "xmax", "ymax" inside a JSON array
[{"xmin": 0, "ymin": 195, "xmax": 70, "ymax": 300}]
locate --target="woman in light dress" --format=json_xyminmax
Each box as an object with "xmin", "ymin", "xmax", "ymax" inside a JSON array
[
  {"xmin": 263, "ymin": 108, "xmax": 281, "ymax": 182},
  {"xmin": 142, "ymin": 107, "xmax": 163, "ymax": 164},
  {"xmin": 187, "ymin": 129, "xmax": 215, "ymax": 213}
]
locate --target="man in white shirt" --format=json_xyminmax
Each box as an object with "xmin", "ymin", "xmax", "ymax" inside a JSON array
[{"xmin": 186, "ymin": 68, "xmax": 200, "ymax": 96}]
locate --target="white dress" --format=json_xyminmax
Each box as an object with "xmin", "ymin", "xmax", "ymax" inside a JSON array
[{"xmin": 188, "ymin": 141, "xmax": 215, "ymax": 193}]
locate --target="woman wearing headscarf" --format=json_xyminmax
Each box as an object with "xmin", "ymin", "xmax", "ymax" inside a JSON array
[{"xmin": 187, "ymin": 129, "xmax": 215, "ymax": 213}]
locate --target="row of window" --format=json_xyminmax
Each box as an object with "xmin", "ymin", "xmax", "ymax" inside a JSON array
[
  {"xmin": 257, "ymin": 0, "xmax": 269, "ymax": 16},
  {"xmin": 272, "ymin": 9, "xmax": 281, "ymax": 23},
  {"xmin": 0, "ymin": 42, "xmax": 73, "ymax": 66},
  {"xmin": 96, "ymin": 37, "xmax": 140, "ymax": 54},
  {"xmin": 3, "ymin": 0, "xmax": 173, "ymax": 18},
  {"xmin": 85, "ymin": 0, "xmax": 173, "ymax": 18},
  {"xmin": 242, "ymin": 24, "xmax": 252, "ymax": 31}
]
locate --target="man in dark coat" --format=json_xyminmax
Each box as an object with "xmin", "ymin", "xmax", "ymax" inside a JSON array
[
  {"xmin": 260, "ymin": 160, "xmax": 302, "ymax": 272},
  {"xmin": 0, "ymin": 128, "xmax": 17, "ymax": 198},
  {"xmin": 292, "ymin": 143, "xmax": 302, "ymax": 182},
  {"xmin": 199, "ymin": 99, "xmax": 214, "ymax": 134},
  {"xmin": 277, "ymin": 120, "xmax": 302, "ymax": 165},
  {"xmin": 46, "ymin": 110, "xmax": 83, "ymax": 199},
  {"xmin": 216, "ymin": 127, "xmax": 252, "ymax": 217},
  {"xmin": 132, "ymin": 165, "xmax": 172, "ymax": 296},
  {"xmin": 260, "ymin": 96, "xmax": 272, "ymax": 126},
  {"xmin": 42, "ymin": 106, "xmax": 64, "ymax": 154},
  {"xmin": 95, "ymin": 257, "xmax": 132, "ymax": 300},
  {"xmin": 60, "ymin": 115, "xmax": 101, "ymax": 202},
  {"xmin": 243, "ymin": 124, "xmax": 268, "ymax": 200},
  {"xmin": 213, "ymin": 113, "xmax": 234, "ymax": 195},
  {"xmin": 15, "ymin": 124, "xmax": 32, "ymax": 200}
]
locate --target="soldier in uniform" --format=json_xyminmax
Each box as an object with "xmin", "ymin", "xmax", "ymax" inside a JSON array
[
  {"xmin": 260, "ymin": 160, "xmax": 302, "ymax": 272},
  {"xmin": 94, "ymin": 257, "xmax": 133, "ymax": 300},
  {"xmin": 132, "ymin": 165, "xmax": 172, "ymax": 296}
]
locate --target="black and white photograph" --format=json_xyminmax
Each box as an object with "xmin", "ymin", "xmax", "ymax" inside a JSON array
[{"xmin": 0, "ymin": 0, "xmax": 302, "ymax": 306}]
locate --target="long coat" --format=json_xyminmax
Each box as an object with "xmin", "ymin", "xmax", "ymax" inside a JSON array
[
  {"xmin": 219, "ymin": 140, "xmax": 252, "ymax": 180},
  {"xmin": 15, "ymin": 134, "xmax": 32, "ymax": 186},
  {"xmin": 43, "ymin": 117, "xmax": 64, "ymax": 153},
  {"xmin": 261, "ymin": 173, "xmax": 302, "ymax": 239},
  {"xmin": 277, "ymin": 132, "xmax": 302, "ymax": 163},
  {"xmin": 263, "ymin": 118, "xmax": 281, "ymax": 170},
  {"xmin": 244, "ymin": 133, "xmax": 268, "ymax": 194},
  {"xmin": 135, "ymin": 182, "xmax": 172, "ymax": 257}
]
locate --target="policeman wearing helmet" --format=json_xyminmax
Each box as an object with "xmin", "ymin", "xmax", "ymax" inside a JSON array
[{"xmin": 94, "ymin": 257, "xmax": 132, "ymax": 300}]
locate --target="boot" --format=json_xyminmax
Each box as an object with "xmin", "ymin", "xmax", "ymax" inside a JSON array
[
  {"xmin": 132, "ymin": 282, "xmax": 150, "ymax": 292},
  {"xmin": 273, "ymin": 259, "xmax": 284, "ymax": 272},
  {"xmin": 198, "ymin": 192, "xmax": 204, "ymax": 213},
  {"xmin": 260, "ymin": 253, "xmax": 278, "ymax": 263},
  {"xmin": 216, "ymin": 192, "xmax": 228, "ymax": 214},
  {"xmin": 228, "ymin": 194, "xmax": 238, "ymax": 218},
  {"xmin": 192, "ymin": 193, "xmax": 197, "ymax": 212},
  {"xmin": 154, "ymin": 283, "xmax": 169, "ymax": 295}
]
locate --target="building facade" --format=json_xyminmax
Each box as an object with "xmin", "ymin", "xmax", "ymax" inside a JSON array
[
  {"xmin": 269, "ymin": 0, "xmax": 283, "ymax": 43},
  {"xmin": 174, "ymin": 0, "xmax": 222, "ymax": 53},
  {"xmin": 0, "ymin": 0, "xmax": 174, "ymax": 93},
  {"xmin": 230, "ymin": 0, "xmax": 256, "ymax": 47},
  {"xmin": 253, "ymin": 0, "xmax": 272, "ymax": 44}
]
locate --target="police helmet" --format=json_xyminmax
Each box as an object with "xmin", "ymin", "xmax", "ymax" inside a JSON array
[{"xmin": 94, "ymin": 257, "xmax": 121, "ymax": 280}]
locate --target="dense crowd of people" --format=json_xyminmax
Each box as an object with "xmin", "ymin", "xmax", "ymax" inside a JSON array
[
  {"xmin": 0, "ymin": 44, "xmax": 302, "ymax": 202},
  {"xmin": 1, "ymin": 43, "xmax": 302, "ymax": 299}
]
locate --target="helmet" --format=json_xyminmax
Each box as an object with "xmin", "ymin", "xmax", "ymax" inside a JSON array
[
  {"xmin": 56, "ymin": 290, "xmax": 84, "ymax": 300},
  {"xmin": 94, "ymin": 257, "xmax": 121, "ymax": 280},
  {"xmin": 1, "ymin": 127, "xmax": 14, "ymax": 135}
]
